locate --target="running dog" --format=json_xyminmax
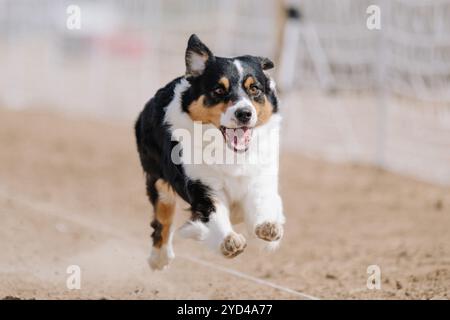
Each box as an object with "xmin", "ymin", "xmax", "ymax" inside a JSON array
[{"xmin": 135, "ymin": 34, "xmax": 284, "ymax": 270}]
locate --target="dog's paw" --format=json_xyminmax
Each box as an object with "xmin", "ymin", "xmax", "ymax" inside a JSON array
[
  {"xmin": 177, "ymin": 220, "xmax": 209, "ymax": 241},
  {"xmin": 255, "ymin": 222, "xmax": 283, "ymax": 242},
  {"xmin": 220, "ymin": 232, "xmax": 247, "ymax": 258},
  {"xmin": 147, "ymin": 246, "xmax": 174, "ymax": 271}
]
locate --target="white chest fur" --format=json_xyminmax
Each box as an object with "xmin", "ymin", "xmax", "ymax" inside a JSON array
[{"xmin": 164, "ymin": 79, "xmax": 281, "ymax": 205}]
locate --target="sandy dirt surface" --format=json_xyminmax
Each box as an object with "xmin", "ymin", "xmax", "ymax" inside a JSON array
[{"xmin": 0, "ymin": 108, "xmax": 449, "ymax": 300}]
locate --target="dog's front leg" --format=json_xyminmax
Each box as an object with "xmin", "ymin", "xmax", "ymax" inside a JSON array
[
  {"xmin": 243, "ymin": 176, "xmax": 285, "ymax": 246},
  {"xmin": 179, "ymin": 193, "xmax": 247, "ymax": 258},
  {"xmin": 207, "ymin": 200, "xmax": 248, "ymax": 258}
]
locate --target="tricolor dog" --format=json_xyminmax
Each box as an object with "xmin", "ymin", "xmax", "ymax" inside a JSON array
[{"xmin": 135, "ymin": 34, "xmax": 285, "ymax": 270}]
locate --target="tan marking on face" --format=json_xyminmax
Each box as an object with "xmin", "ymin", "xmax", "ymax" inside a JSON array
[
  {"xmin": 244, "ymin": 76, "xmax": 255, "ymax": 90},
  {"xmin": 219, "ymin": 77, "xmax": 230, "ymax": 91},
  {"xmin": 153, "ymin": 179, "xmax": 176, "ymax": 248},
  {"xmin": 253, "ymin": 96, "xmax": 273, "ymax": 126},
  {"xmin": 188, "ymin": 95, "xmax": 231, "ymax": 127}
]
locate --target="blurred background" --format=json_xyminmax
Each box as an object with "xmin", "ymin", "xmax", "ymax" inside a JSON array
[
  {"xmin": 0, "ymin": 0, "xmax": 449, "ymax": 184},
  {"xmin": 0, "ymin": 0, "xmax": 450, "ymax": 300}
]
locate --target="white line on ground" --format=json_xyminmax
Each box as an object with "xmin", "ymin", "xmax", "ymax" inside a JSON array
[
  {"xmin": 0, "ymin": 186, "xmax": 320, "ymax": 300},
  {"xmin": 180, "ymin": 255, "xmax": 320, "ymax": 300}
]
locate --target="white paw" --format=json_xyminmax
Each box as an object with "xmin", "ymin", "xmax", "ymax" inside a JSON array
[
  {"xmin": 147, "ymin": 245, "xmax": 175, "ymax": 271},
  {"xmin": 177, "ymin": 220, "xmax": 209, "ymax": 241},
  {"xmin": 255, "ymin": 222, "xmax": 284, "ymax": 242},
  {"xmin": 220, "ymin": 232, "xmax": 247, "ymax": 258}
]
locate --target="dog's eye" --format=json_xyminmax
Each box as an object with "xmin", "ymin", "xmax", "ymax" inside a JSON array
[
  {"xmin": 213, "ymin": 87, "xmax": 225, "ymax": 96},
  {"xmin": 249, "ymin": 85, "xmax": 261, "ymax": 96}
]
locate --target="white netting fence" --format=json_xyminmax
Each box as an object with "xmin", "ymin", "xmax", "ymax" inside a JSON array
[
  {"xmin": 0, "ymin": 0, "xmax": 449, "ymax": 184},
  {"xmin": 282, "ymin": 0, "xmax": 450, "ymax": 185}
]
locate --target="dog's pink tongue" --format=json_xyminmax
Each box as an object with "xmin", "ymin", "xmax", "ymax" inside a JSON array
[{"xmin": 225, "ymin": 127, "xmax": 252, "ymax": 151}]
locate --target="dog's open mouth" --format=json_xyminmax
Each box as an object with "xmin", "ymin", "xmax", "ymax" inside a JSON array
[{"xmin": 220, "ymin": 126, "xmax": 253, "ymax": 152}]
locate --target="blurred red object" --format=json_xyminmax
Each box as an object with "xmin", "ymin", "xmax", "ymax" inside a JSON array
[{"xmin": 95, "ymin": 33, "xmax": 147, "ymax": 58}]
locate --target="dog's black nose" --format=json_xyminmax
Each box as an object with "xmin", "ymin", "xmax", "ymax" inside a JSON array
[{"xmin": 235, "ymin": 108, "xmax": 252, "ymax": 124}]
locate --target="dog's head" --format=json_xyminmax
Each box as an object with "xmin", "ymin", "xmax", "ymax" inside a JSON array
[{"xmin": 183, "ymin": 34, "xmax": 278, "ymax": 152}]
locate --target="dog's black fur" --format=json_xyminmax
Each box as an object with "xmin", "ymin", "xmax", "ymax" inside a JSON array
[{"xmin": 135, "ymin": 78, "xmax": 215, "ymax": 225}]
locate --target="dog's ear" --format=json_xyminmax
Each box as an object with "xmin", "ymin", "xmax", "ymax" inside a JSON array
[
  {"xmin": 185, "ymin": 34, "xmax": 214, "ymax": 77},
  {"xmin": 255, "ymin": 56, "xmax": 274, "ymax": 70}
]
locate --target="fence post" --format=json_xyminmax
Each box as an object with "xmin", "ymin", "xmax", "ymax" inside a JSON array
[{"xmin": 375, "ymin": 0, "xmax": 388, "ymax": 168}]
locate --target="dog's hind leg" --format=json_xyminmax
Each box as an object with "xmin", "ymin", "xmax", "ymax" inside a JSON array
[{"xmin": 146, "ymin": 176, "xmax": 176, "ymax": 270}]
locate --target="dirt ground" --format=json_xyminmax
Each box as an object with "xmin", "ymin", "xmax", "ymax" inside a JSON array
[{"xmin": 0, "ymin": 107, "xmax": 449, "ymax": 300}]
